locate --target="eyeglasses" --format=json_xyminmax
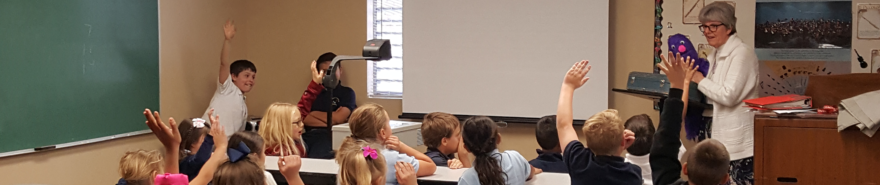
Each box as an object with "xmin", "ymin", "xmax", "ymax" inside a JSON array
[{"xmin": 699, "ymin": 23, "xmax": 725, "ymax": 32}]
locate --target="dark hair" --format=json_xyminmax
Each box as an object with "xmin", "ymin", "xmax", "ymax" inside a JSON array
[
  {"xmin": 315, "ymin": 52, "xmax": 338, "ymax": 72},
  {"xmin": 687, "ymin": 139, "xmax": 730, "ymax": 185},
  {"xmin": 421, "ymin": 112, "xmax": 461, "ymax": 149},
  {"xmin": 462, "ymin": 116, "xmax": 506, "ymax": 185},
  {"xmin": 213, "ymin": 157, "xmax": 265, "ymax": 185},
  {"xmin": 535, "ymin": 115, "xmax": 559, "ymax": 150},
  {"xmin": 229, "ymin": 131, "xmax": 265, "ymax": 155},
  {"xmin": 624, "ymin": 114, "xmax": 654, "ymax": 156},
  {"xmin": 230, "ymin": 60, "xmax": 257, "ymax": 76},
  {"xmin": 178, "ymin": 118, "xmax": 210, "ymax": 160}
]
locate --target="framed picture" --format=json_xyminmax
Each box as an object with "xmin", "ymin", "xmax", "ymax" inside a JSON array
[
  {"xmin": 872, "ymin": 49, "xmax": 880, "ymax": 73},
  {"xmin": 857, "ymin": 4, "xmax": 880, "ymax": 39},
  {"xmin": 683, "ymin": 0, "xmax": 705, "ymax": 24}
]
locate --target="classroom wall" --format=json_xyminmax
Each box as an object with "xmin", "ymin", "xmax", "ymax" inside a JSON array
[
  {"xmin": 0, "ymin": 0, "xmax": 247, "ymax": 184},
  {"xmin": 243, "ymin": 0, "xmax": 658, "ymax": 160},
  {"xmin": 0, "ymin": 1, "xmax": 660, "ymax": 183}
]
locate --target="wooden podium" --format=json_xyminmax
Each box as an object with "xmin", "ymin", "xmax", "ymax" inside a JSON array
[{"xmin": 754, "ymin": 74, "xmax": 880, "ymax": 185}]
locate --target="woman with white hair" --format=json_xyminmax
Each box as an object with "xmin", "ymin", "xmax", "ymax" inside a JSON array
[{"xmin": 689, "ymin": 2, "xmax": 758, "ymax": 185}]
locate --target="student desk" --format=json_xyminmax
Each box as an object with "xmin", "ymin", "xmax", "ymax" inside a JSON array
[
  {"xmin": 754, "ymin": 114, "xmax": 880, "ymax": 185},
  {"xmin": 265, "ymin": 156, "xmax": 571, "ymax": 185}
]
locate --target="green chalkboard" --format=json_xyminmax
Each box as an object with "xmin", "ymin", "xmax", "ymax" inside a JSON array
[{"xmin": 0, "ymin": 0, "xmax": 159, "ymax": 154}]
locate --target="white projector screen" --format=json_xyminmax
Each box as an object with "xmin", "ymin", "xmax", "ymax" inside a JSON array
[{"xmin": 402, "ymin": 0, "xmax": 609, "ymax": 120}]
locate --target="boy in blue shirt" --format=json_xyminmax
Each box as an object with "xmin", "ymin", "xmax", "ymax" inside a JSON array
[
  {"xmin": 301, "ymin": 52, "xmax": 357, "ymax": 159},
  {"xmin": 529, "ymin": 115, "xmax": 568, "ymax": 173},
  {"xmin": 556, "ymin": 60, "xmax": 643, "ymax": 185}
]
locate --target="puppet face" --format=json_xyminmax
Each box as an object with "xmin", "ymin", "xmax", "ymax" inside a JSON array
[{"xmin": 668, "ymin": 34, "xmax": 698, "ymax": 58}]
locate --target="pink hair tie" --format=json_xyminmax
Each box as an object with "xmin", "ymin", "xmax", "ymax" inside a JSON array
[{"xmin": 362, "ymin": 146, "xmax": 378, "ymax": 160}]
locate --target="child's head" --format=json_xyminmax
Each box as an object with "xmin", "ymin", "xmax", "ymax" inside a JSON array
[
  {"xmin": 624, "ymin": 114, "xmax": 654, "ymax": 156},
  {"xmin": 685, "ymin": 139, "xmax": 730, "ymax": 185},
  {"xmin": 178, "ymin": 118, "xmax": 210, "ymax": 160},
  {"xmin": 421, "ymin": 112, "xmax": 462, "ymax": 154},
  {"xmin": 348, "ymin": 103, "xmax": 392, "ymax": 143},
  {"xmin": 230, "ymin": 60, "xmax": 257, "ymax": 93},
  {"xmin": 316, "ymin": 52, "xmax": 342, "ymax": 79},
  {"xmin": 582, "ymin": 109, "xmax": 626, "ymax": 156},
  {"xmin": 258, "ymin": 102, "xmax": 305, "ymax": 156},
  {"xmin": 229, "ymin": 131, "xmax": 267, "ymax": 169},
  {"xmin": 213, "ymin": 139, "xmax": 266, "ymax": 185},
  {"xmin": 461, "ymin": 116, "xmax": 506, "ymax": 185},
  {"xmin": 336, "ymin": 138, "xmax": 387, "ymax": 185},
  {"xmin": 535, "ymin": 115, "xmax": 560, "ymax": 152},
  {"xmin": 119, "ymin": 150, "xmax": 163, "ymax": 185}
]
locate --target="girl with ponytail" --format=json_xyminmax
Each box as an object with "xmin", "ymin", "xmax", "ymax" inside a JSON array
[
  {"xmin": 340, "ymin": 103, "xmax": 434, "ymax": 185},
  {"xmin": 458, "ymin": 116, "xmax": 541, "ymax": 185}
]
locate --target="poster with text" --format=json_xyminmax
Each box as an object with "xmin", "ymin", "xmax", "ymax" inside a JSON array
[{"xmin": 755, "ymin": 0, "xmax": 852, "ymax": 96}]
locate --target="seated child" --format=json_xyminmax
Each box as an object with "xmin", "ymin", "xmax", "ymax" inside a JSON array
[
  {"xmin": 529, "ymin": 115, "xmax": 568, "ymax": 173},
  {"xmin": 651, "ymin": 49, "xmax": 730, "ymax": 185},
  {"xmin": 259, "ymin": 102, "xmax": 308, "ymax": 157},
  {"xmin": 336, "ymin": 138, "xmax": 389, "ymax": 185},
  {"xmin": 177, "ymin": 116, "xmax": 215, "ymax": 181},
  {"xmin": 624, "ymin": 114, "xmax": 656, "ymax": 185},
  {"xmin": 342, "ymin": 103, "xmax": 437, "ymax": 185},
  {"xmin": 556, "ymin": 60, "xmax": 643, "ymax": 185},
  {"xmin": 117, "ymin": 150, "xmax": 163, "ymax": 185},
  {"xmin": 420, "ymin": 112, "xmax": 470, "ymax": 169},
  {"xmin": 458, "ymin": 116, "xmax": 541, "ymax": 185}
]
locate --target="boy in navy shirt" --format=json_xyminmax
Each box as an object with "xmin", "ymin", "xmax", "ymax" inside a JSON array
[
  {"xmin": 421, "ymin": 112, "xmax": 470, "ymax": 168},
  {"xmin": 301, "ymin": 52, "xmax": 358, "ymax": 159},
  {"xmin": 556, "ymin": 60, "xmax": 642, "ymax": 185},
  {"xmin": 529, "ymin": 115, "xmax": 568, "ymax": 173}
]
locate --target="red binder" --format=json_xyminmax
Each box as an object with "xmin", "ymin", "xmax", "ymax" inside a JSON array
[{"xmin": 744, "ymin": 94, "xmax": 813, "ymax": 109}]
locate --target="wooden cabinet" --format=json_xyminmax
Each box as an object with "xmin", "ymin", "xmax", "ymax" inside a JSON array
[{"xmin": 755, "ymin": 115, "xmax": 880, "ymax": 185}]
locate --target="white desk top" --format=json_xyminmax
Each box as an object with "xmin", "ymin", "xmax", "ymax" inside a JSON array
[{"xmin": 265, "ymin": 156, "xmax": 570, "ymax": 184}]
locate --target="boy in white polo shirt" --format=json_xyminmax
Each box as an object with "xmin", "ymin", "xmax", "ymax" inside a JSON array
[{"xmin": 202, "ymin": 20, "xmax": 255, "ymax": 137}]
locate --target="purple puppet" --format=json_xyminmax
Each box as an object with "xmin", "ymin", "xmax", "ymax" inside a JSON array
[{"xmin": 668, "ymin": 34, "xmax": 710, "ymax": 141}]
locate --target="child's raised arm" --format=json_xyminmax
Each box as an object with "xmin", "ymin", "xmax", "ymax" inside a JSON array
[
  {"xmin": 218, "ymin": 20, "xmax": 235, "ymax": 83},
  {"xmin": 557, "ymin": 60, "xmax": 591, "ymax": 152},
  {"xmin": 143, "ymin": 109, "xmax": 181, "ymax": 174},
  {"xmin": 190, "ymin": 114, "xmax": 228, "ymax": 185},
  {"xmin": 386, "ymin": 136, "xmax": 437, "ymax": 176},
  {"xmin": 279, "ymin": 150, "xmax": 305, "ymax": 185}
]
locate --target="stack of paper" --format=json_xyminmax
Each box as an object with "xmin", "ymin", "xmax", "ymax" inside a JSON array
[{"xmin": 837, "ymin": 90, "xmax": 880, "ymax": 137}]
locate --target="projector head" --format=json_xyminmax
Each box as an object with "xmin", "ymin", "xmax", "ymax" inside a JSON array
[
  {"xmin": 363, "ymin": 39, "xmax": 392, "ymax": 60},
  {"xmin": 322, "ymin": 39, "xmax": 393, "ymax": 89}
]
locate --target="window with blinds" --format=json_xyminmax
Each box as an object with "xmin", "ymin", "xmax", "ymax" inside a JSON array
[{"xmin": 367, "ymin": 0, "xmax": 403, "ymax": 98}]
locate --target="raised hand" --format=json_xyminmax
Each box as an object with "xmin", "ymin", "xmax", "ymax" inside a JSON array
[
  {"xmin": 210, "ymin": 115, "xmax": 227, "ymax": 150},
  {"xmin": 144, "ymin": 109, "xmax": 181, "ymax": 147},
  {"xmin": 682, "ymin": 57, "xmax": 699, "ymax": 85},
  {"xmin": 395, "ymin": 162, "xmax": 418, "ymax": 185},
  {"xmin": 311, "ymin": 60, "xmax": 325, "ymax": 84},
  {"xmin": 278, "ymin": 153, "xmax": 303, "ymax": 179},
  {"xmin": 562, "ymin": 60, "xmax": 592, "ymax": 90},
  {"xmin": 224, "ymin": 20, "xmax": 236, "ymax": 40},
  {"xmin": 657, "ymin": 52, "xmax": 687, "ymax": 89}
]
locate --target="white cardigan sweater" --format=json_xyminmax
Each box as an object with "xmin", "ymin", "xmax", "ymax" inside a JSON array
[{"xmin": 698, "ymin": 34, "xmax": 759, "ymax": 160}]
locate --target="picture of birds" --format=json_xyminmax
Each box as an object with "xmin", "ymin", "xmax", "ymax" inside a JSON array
[{"xmin": 758, "ymin": 60, "xmax": 849, "ymax": 96}]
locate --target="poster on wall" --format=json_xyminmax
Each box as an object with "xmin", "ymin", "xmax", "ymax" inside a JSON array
[
  {"xmin": 755, "ymin": 0, "xmax": 852, "ymax": 96},
  {"xmin": 683, "ymin": 0, "xmax": 704, "ymax": 24},
  {"xmin": 857, "ymin": 4, "xmax": 880, "ymax": 39},
  {"xmin": 873, "ymin": 49, "xmax": 880, "ymax": 73}
]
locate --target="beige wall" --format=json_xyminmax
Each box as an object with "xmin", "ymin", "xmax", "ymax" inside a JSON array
[
  {"xmin": 0, "ymin": 0, "xmax": 247, "ymax": 184},
  {"xmin": 0, "ymin": 0, "xmax": 660, "ymax": 183}
]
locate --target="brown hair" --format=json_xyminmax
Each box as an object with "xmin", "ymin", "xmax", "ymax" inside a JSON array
[
  {"xmin": 421, "ymin": 112, "xmax": 461, "ymax": 149},
  {"xmin": 258, "ymin": 102, "xmax": 305, "ymax": 156},
  {"xmin": 119, "ymin": 150, "xmax": 163, "ymax": 185},
  {"xmin": 582, "ymin": 109, "xmax": 624, "ymax": 156},
  {"xmin": 462, "ymin": 116, "xmax": 505, "ymax": 185},
  {"xmin": 178, "ymin": 118, "xmax": 210, "ymax": 160},
  {"xmin": 336, "ymin": 138, "xmax": 387, "ymax": 185},
  {"xmin": 212, "ymin": 157, "xmax": 265, "ymax": 185},
  {"xmin": 624, "ymin": 114, "xmax": 654, "ymax": 156},
  {"xmin": 229, "ymin": 131, "xmax": 266, "ymax": 168},
  {"xmin": 348, "ymin": 103, "xmax": 389, "ymax": 142},
  {"xmin": 687, "ymin": 139, "xmax": 730, "ymax": 185}
]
